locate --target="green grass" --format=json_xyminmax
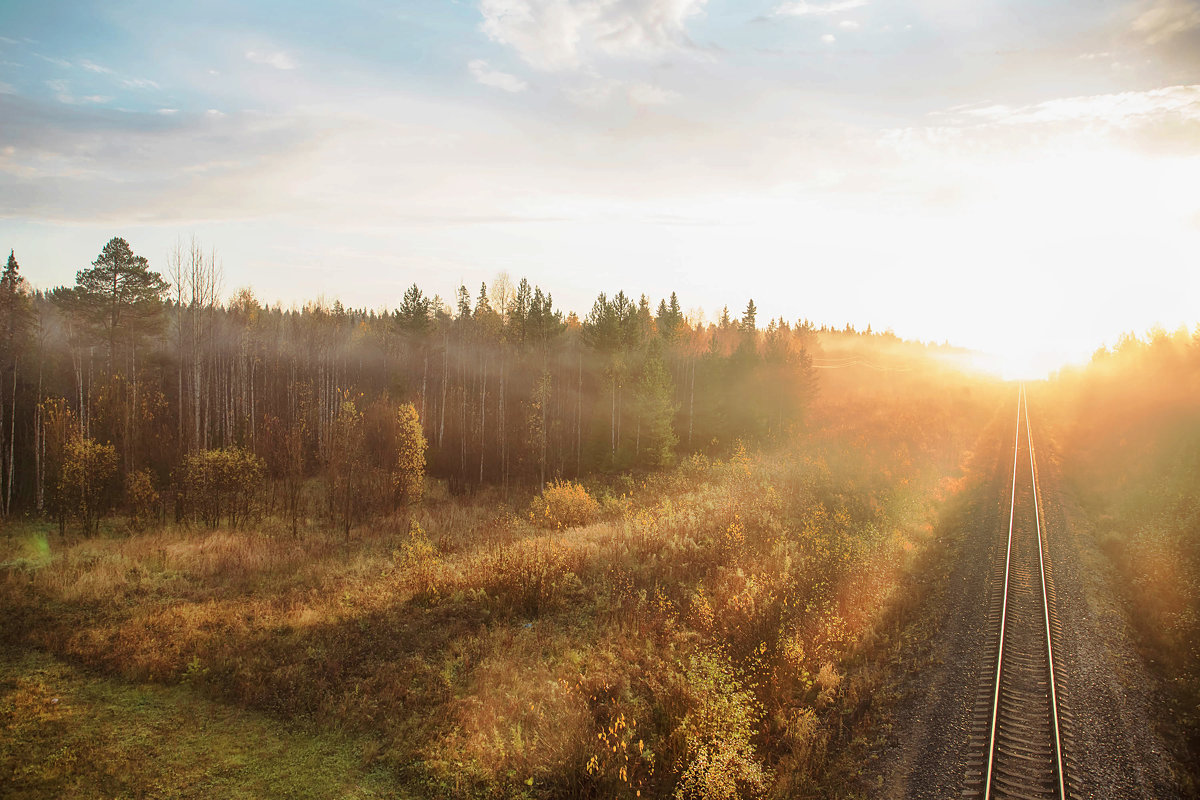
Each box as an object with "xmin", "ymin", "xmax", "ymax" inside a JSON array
[{"xmin": 0, "ymin": 649, "xmax": 403, "ymax": 799}]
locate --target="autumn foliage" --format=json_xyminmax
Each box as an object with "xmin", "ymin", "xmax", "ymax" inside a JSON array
[{"xmin": 529, "ymin": 479, "xmax": 600, "ymax": 529}]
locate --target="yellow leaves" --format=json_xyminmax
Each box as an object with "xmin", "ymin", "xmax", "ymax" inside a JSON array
[
  {"xmin": 529, "ymin": 480, "xmax": 600, "ymax": 529},
  {"xmin": 724, "ymin": 514, "xmax": 746, "ymax": 551}
]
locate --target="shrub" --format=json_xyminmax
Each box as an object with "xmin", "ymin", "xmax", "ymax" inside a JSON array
[
  {"xmin": 125, "ymin": 469, "xmax": 159, "ymax": 530},
  {"xmin": 179, "ymin": 446, "xmax": 266, "ymax": 529},
  {"xmin": 393, "ymin": 402, "xmax": 426, "ymax": 506},
  {"xmin": 529, "ymin": 479, "xmax": 600, "ymax": 529},
  {"xmin": 58, "ymin": 437, "xmax": 118, "ymax": 535},
  {"xmin": 674, "ymin": 650, "xmax": 770, "ymax": 800},
  {"xmin": 398, "ymin": 519, "xmax": 439, "ymax": 601}
]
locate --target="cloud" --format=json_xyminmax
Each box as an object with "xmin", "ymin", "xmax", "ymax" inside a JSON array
[
  {"xmin": 468, "ymin": 59, "xmax": 529, "ymax": 92},
  {"xmin": 627, "ymin": 81, "xmax": 678, "ymax": 105},
  {"xmin": 564, "ymin": 77, "xmax": 678, "ymax": 107},
  {"xmin": 771, "ymin": 0, "xmax": 867, "ymax": 18},
  {"xmin": 838, "ymin": 19, "xmax": 859, "ymax": 30},
  {"xmin": 79, "ymin": 59, "xmax": 112, "ymax": 74},
  {"xmin": 245, "ymin": 49, "xmax": 298, "ymax": 70},
  {"xmin": 479, "ymin": 0, "xmax": 708, "ymax": 71},
  {"xmin": 953, "ymin": 85, "xmax": 1200, "ymax": 127},
  {"xmin": 44, "ymin": 78, "xmax": 112, "ymax": 105},
  {"xmin": 1133, "ymin": 0, "xmax": 1200, "ymax": 44},
  {"xmin": 883, "ymin": 85, "xmax": 1200, "ymax": 165},
  {"xmin": 157, "ymin": 108, "xmax": 178, "ymax": 115},
  {"xmin": 35, "ymin": 53, "xmax": 71, "ymax": 68},
  {"xmin": 122, "ymin": 77, "xmax": 161, "ymax": 90},
  {"xmin": 821, "ymin": 33, "xmax": 836, "ymax": 43},
  {"xmin": 0, "ymin": 97, "xmax": 315, "ymax": 223}
]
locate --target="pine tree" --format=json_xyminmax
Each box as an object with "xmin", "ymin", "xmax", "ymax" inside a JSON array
[
  {"xmin": 741, "ymin": 299, "xmax": 757, "ymax": 332},
  {"xmin": 396, "ymin": 284, "xmax": 432, "ymax": 337},
  {"xmin": 74, "ymin": 237, "xmax": 169, "ymax": 371}
]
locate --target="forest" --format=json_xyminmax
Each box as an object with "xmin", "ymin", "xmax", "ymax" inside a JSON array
[{"xmin": 0, "ymin": 237, "xmax": 816, "ymax": 534}]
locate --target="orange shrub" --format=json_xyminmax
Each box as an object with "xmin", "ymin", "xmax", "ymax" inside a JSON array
[{"xmin": 529, "ymin": 480, "xmax": 600, "ymax": 529}]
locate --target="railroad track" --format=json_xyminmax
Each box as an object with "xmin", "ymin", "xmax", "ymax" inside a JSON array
[{"xmin": 965, "ymin": 385, "xmax": 1079, "ymax": 800}]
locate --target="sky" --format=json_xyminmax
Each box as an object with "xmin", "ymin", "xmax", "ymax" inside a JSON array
[{"xmin": 2, "ymin": 0, "xmax": 1199, "ymax": 377}]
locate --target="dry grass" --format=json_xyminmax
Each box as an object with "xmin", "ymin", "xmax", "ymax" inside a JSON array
[{"xmin": 0, "ymin": 368, "xmax": 1000, "ymax": 799}]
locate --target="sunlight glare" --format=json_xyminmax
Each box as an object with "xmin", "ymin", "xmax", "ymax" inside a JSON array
[{"xmin": 968, "ymin": 350, "xmax": 1072, "ymax": 382}]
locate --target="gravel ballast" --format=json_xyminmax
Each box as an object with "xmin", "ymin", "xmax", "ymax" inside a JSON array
[{"xmin": 866, "ymin": 393, "xmax": 1186, "ymax": 799}]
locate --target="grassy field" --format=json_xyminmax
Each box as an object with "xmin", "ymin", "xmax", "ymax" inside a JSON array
[
  {"xmin": 1, "ymin": 360, "xmax": 1002, "ymax": 799},
  {"xmin": 1, "ymin": 650, "xmax": 397, "ymax": 799}
]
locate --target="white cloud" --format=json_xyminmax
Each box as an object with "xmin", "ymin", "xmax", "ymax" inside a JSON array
[
  {"xmin": 79, "ymin": 59, "xmax": 112, "ymax": 74},
  {"xmin": 157, "ymin": 108, "xmax": 178, "ymax": 115},
  {"xmin": 772, "ymin": 0, "xmax": 867, "ymax": 18},
  {"xmin": 245, "ymin": 49, "xmax": 298, "ymax": 70},
  {"xmin": 821, "ymin": 33, "xmax": 836, "ymax": 43},
  {"xmin": 206, "ymin": 108, "xmax": 226, "ymax": 117},
  {"xmin": 1133, "ymin": 0, "xmax": 1200, "ymax": 45},
  {"xmin": 954, "ymin": 85, "xmax": 1200, "ymax": 127},
  {"xmin": 44, "ymin": 78, "xmax": 109, "ymax": 105},
  {"xmin": 838, "ymin": 19, "xmax": 859, "ymax": 30},
  {"xmin": 122, "ymin": 77, "xmax": 161, "ymax": 90},
  {"xmin": 35, "ymin": 53, "xmax": 71, "ymax": 68},
  {"xmin": 468, "ymin": 59, "xmax": 529, "ymax": 92},
  {"xmin": 0, "ymin": 82, "xmax": 14, "ymax": 94},
  {"xmin": 479, "ymin": 0, "xmax": 708, "ymax": 71}
]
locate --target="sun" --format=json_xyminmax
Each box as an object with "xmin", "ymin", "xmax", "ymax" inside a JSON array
[{"xmin": 965, "ymin": 350, "xmax": 1072, "ymax": 382}]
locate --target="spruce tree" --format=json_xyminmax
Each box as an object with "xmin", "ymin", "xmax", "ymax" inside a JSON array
[{"xmin": 634, "ymin": 344, "xmax": 678, "ymax": 468}]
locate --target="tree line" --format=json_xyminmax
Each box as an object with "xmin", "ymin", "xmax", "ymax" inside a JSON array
[{"xmin": 0, "ymin": 237, "xmax": 818, "ymax": 532}]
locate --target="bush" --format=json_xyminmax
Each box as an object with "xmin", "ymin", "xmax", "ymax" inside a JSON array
[
  {"xmin": 393, "ymin": 402, "xmax": 426, "ymax": 506},
  {"xmin": 529, "ymin": 479, "xmax": 600, "ymax": 529},
  {"xmin": 125, "ymin": 469, "xmax": 159, "ymax": 530},
  {"xmin": 674, "ymin": 650, "xmax": 770, "ymax": 800},
  {"xmin": 179, "ymin": 446, "xmax": 266, "ymax": 529},
  {"xmin": 58, "ymin": 437, "xmax": 118, "ymax": 535}
]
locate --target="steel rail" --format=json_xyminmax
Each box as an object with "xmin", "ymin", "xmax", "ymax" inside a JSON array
[
  {"xmin": 980, "ymin": 384, "xmax": 1068, "ymax": 799},
  {"xmin": 983, "ymin": 384, "xmax": 1025, "ymax": 800},
  {"xmin": 1023, "ymin": 387, "xmax": 1067, "ymax": 800}
]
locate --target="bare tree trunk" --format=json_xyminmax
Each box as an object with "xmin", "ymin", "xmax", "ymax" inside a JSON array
[
  {"xmin": 35, "ymin": 358, "xmax": 43, "ymax": 512},
  {"xmin": 438, "ymin": 335, "xmax": 447, "ymax": 449},
  {"xmin": 688, "ymin": 357, "xmax": 695, "ymax": 450},
  {"xmin": 577, "ymin": 350, "xmax": 582, "ymax": 477},
  {"xmin": 610, "ymin": 369, "xmax": 616, "ymax": 463},
  {"xmin": 421, "ymin": 350, "xmax": 428, "ymax": 427},
  {"xmin": 478, "ymin": 353, "xmax": 487, "ymax": 486},
  {"xmin": 499, "ymin": 347, "xmax": 506, "ymax": 497},
  {"xmin": 540, "ymin": 371, "xmax": 548, "ymax": 491},
  {"xmin": 4, "ymin": 362, "xmax": 14, "ymax": 517}
]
